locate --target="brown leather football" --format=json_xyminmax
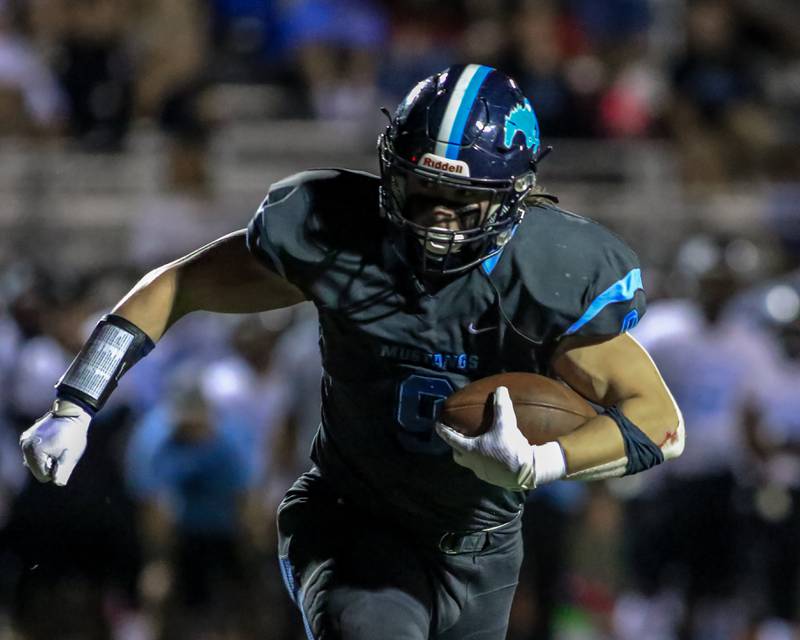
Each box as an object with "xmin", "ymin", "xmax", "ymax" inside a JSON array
[{"xmin": 441, "ymin": 372, "xmax": 596, "ymax": 445}]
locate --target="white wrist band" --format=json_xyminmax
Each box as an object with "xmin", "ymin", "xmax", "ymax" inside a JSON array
[{"xmin": 532, "ymin": 441, "xmax": 567, "ymax": 487}]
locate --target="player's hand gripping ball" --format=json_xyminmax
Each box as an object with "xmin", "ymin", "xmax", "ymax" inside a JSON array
[
  {"xmin": 440, "ymin": 372, "xmax": 596, "ymax": 444},
  {"xmin": 436, "ymin": 373, "xmax": 595, "ymax": 490}
]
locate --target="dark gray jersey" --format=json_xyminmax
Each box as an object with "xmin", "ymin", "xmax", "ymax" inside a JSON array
[{"xmin": 246, "ymin": 169, "xmax": 645, "ymax": 534}]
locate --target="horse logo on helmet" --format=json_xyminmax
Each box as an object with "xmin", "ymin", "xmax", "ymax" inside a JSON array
[{"xmin": 502, "ymin": 98, "xmax": 540, "ymax": 152}]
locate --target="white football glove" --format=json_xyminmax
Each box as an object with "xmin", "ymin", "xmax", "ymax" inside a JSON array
[
  {"xmin": 19, "ymin": 399, "xmax": 91, "ymax": 486},
  {"xmin": 436, "ymin": 386, "xmax": 566, "ymax": 491},
  {"xmin": 436, "ymin": 386, "xmax": 535, "ymax": 490}
]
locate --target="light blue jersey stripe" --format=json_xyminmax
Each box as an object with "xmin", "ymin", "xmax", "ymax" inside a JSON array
[
  {"xmin": 564, "ymin": 268, "xmax": 643, "ymax": 335},
  {"xmin": 482, "ymin": 251, "xmax": 503, "ymax": 275},
  {"xmin": 297, "ymin": 589, "xmax": 316, "ymax": 640},
  {"xmin": 279, "ymin": 555, "xmax": 316, "ymax": 640},
  {"xmin": 278, "ymin": 556, "xmax": 297, "ymax": 604}
]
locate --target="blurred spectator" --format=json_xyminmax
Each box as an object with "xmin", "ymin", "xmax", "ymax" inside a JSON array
[
  {"xmin": 378, "ymin": 6, "xmax": 458, "ymax": 107},
  {"xmin": 260, "ymin": 304, "xmax": 323, "ymax": 503},
  {"xmin": 128, "ymin": 82, "xmax": 228, "ymax": 270},
  {"xmin": 200, "ymin": 310, "xmax": 319, "ymax": 638},
  {"xmin": 763, "ymin": 179, "xmax": 800, "ymax": 263},
  {"xmin": 667, "ymin": 0, "xmax": 777, "ymax": 185},
  {"xmin": 597, "ymin": 60, "xmax": 665, "ymax": 138},
  {"xmin": 736, "ymin": 0, "xmax": 800, "ymax": 61},
  {"xmin": 0, "ymin": 0, "xmax": 65, "ymax": 136},
  {"xmin": 0, "ymin": 416, "xmax": 26, "ymax": 623},
  {"xmin": 619, "ymin": 234, "xmax": 781, "ymax": 640},
  {"xmin": 201, "ymin": 312, "xmax": 293, "ymax": 439},
  {"xmin": 125, "ymin": 369, "xmax": 263, "ymax": 640},
  {"xmin": 51, "ymin": 0, "xmax": 135, "ymax": 151},
  {"xmin": 508, "ymin": 0, "xmax": 600, "ymax": 138},
  {"xmin": 4, "ymin": 267, "xmax": 94, "ymax": 424},
  {"xmin": 199, "ymin": 311, "xmax": 296, "ymax": 506},
  {"xmin": 133, "ymin": 0, "xmax": 208, "ymax": 120},
  {"xmin": 119, "ymin": 312, "xmax": 239, "ymax": 414},
  {"xmin": 209, "ymin": 0, "xmax": 283, "ymax": 81},
  {"xmin": 727, "ymin": 277, "xmax": 800, "ymax": 633},
  {"xmin": 0, "ymin": 265, "xmax": 142, "ymax": 640},
  {"xmin": 459, "ymin": 1, "xmax": 512, "ymax": 72},
  {"xmin": 280, "ymin": 0, "xmax": 388, "ymax": 120},
  {"xmin": 0, "ymin": 306, "xmax": 22, "ymax": 403},
  {"xmin": 566, "ymin": 0, "xmax": 650, "ymax": 57},
  {"xmin": 193, "ymin": 306, "xmax": 323, "ymax": 529},
  {"xmin": 5, "ymin": 404, "xmax": 141, "ymax": 640}
]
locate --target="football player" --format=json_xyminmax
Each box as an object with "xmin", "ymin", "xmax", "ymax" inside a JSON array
[{"xmin": 20, "ymin": 64, "xmax": 684, "ymax": 640}]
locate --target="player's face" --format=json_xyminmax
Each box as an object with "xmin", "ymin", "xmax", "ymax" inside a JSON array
[
  {"xmin": 402, "ymin": 174, "xmax": 490, "ymax": 231},
  {"xmin": 400, "ymin": 175, "xmax": 492, "ymax": 255}
]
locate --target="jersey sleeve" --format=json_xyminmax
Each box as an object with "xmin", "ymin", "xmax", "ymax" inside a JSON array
[
  {"xmin": 560, "ymin": 231, "xmax": 647, "ymax": 338},
  {"xmin": 245, "ymin": 170, "xmax": 333, "ymax": 291}
]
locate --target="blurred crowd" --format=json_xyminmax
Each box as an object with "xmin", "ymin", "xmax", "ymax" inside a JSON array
[
  {"xmin": 2, "ymin": 0, "xmax": 800, "ymax": 639},
  {"xmin": 0, "ymin": 0, "xmax": 798, "ymax": 184},
  {"xmin": 0, "ymin": 268, "xmax": 323, "ymax": 640}
]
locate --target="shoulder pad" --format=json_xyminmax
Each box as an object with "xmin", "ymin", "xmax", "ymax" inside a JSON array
[
  {"xmin": 246, "ymin": 169, "xmax": 381, "ymax": 287},
  {"xmin": 504, "ymin": 203, "xmax": 646, "ymax": 339}
]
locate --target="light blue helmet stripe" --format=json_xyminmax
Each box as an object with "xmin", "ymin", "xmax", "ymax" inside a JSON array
[
  {"xmin": 437, "ymin": 65, "xmax": 493, "ymax": 160},
  {"xmin": 563, "ymin": 268, "xmax": 643, "ymax": 335},
  {"xmin": 435, "ymin": 65, "xmax": 483, "ymax": 158}
]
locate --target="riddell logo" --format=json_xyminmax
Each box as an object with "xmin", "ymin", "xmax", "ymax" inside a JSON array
[{"xmin": 418, "ymin": 154, "xmax": 471, "ymax": 177}]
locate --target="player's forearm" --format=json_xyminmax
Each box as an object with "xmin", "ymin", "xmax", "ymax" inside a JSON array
[
  {"xmin": 557, "ymin": 415, "xmax": 623, "ymax": 474},
  {"xmin": 557, "ymin": 393, "xmax": 680, "ymax": 475},
  {"xmin": 112, "ymin": 265, "xmax": 180, "ymax": 342},
  {"xmin": 55, "ymin": 230, "xmax": 304, "ymax": 415}
]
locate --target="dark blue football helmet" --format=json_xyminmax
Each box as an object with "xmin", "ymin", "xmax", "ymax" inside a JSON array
[{"xmin": 378, "ymin": 64, "xmax": 543, "ymax": 275}]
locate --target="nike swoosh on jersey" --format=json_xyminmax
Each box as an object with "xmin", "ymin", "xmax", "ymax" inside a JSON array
[{"xmin": 466, "ymin": 322, "xmax": 498, "ymax": 335}]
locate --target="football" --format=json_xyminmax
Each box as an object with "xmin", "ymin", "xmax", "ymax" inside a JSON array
[{"xmin": 441, "ymin": 372, "xmax": 596, "ymax": 445}]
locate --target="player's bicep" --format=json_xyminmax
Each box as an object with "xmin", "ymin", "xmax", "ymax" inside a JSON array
[
  {"xmin": 552, "ymin": 333, "xmax": 665, "ymax": 404},
  {"xmin": 172, "ymin": 229, "xmax": 306, "ymax": 317}
]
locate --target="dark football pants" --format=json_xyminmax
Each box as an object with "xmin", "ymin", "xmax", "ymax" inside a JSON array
[{"xmin": 277, "ymin": 469, "xmax": 524, "ymax": 640}]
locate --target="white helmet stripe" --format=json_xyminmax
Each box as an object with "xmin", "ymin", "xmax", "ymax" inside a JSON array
[{"xmin": 434, "ymin": 64, "xmax": 492, "ymax": 159}]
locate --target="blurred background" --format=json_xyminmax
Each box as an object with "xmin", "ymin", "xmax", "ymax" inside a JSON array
[{"xmin": 1, "ymin": 0, "xmax": 799, "ymax": 638}]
